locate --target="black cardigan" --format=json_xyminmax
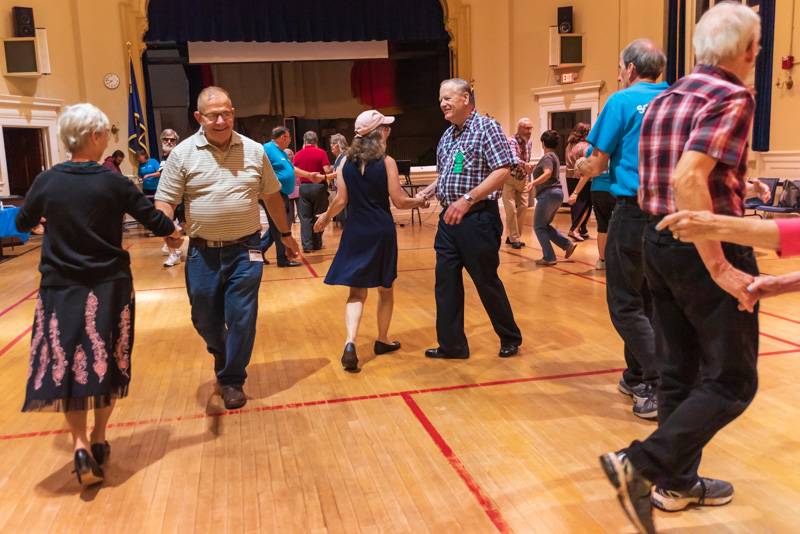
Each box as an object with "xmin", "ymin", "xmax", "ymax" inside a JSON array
[{"xmin": 15, "ymin": 162, "xmax": 175, "ymax": 286}]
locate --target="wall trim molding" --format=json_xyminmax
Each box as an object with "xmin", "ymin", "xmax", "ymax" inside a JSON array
[
  {"xmin": 757, "ymin": 150, "xmax": 800, "ymax": 179},
  {"xmin": 0, "ymin": 94, "xmax": 63, "ymax": 196},
  {"xmin": 530, "ymin": 80, "xmax": 605, "ymax": 153}
]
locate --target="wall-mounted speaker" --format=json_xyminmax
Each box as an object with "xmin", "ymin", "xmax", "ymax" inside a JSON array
[
  {"xmin": 557, "ymin": 6, "xmax": 573, "ymax": 34},
  {"xmin": 12, "ymin": 7, "xmax": 35, "ymax": 38}
]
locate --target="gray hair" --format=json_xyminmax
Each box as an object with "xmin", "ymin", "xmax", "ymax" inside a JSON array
[
  {"xmin": 693, "ymin": 1, "xmax": 760, "ymax": 66},
  {"xmin": 621, "ymin": 39, "xmax": 666, "ymax": 80},
  {"xmin": 160, "ymin": 128, "xmax": 179, "ymax": 141},
  {"xmin": 303, "ymin": 130, "xmax": 318, "ymax": 145},
  {"xmin": 330, "ymin": 133, "xmax": 348, "ymax": 153},
  {"xmin": 440, "ymin": 77, "xmax": 475, "ymax": 106},
  {"xmin": 58, "ymin": 103, "xmax": 110, "ymax": 153},
  {"xmin": 346, "ymin": 127, "xmax": 385, "ymax": 163}
]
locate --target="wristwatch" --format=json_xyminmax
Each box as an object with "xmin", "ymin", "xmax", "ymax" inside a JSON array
[
  {"xmin": 462, "ymin": 193, "xmax": 475, "ymax": 204},
  {"xmin": 280, "ymin": 231, "xmax": 292, "ymax": 238}
]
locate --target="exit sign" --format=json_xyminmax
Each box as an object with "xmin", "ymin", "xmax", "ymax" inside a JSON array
[{"xmin": 560, "ymin": 72, "xmax": 577, "ymax": 84}]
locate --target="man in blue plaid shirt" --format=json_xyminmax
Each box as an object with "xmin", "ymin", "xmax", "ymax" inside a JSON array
[{"xmin": 418, "ymin": 78, "xmax": 522, "ymax": 359}]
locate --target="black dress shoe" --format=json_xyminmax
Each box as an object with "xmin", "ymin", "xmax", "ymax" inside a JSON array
[
  {"xmin": 510, "ymin": 241, "xmax": 523, "ymax": 249},
  {"xmin": 91, "ymin": 441, "xmax": 111, "ymax": 466},
  {"xmin": 498, "ymin": 344, "xmax": 520, "ymax": 358},
  {"xmin": 277, "ymin": 260, "xmax": 302, "ymax": 267},
  {"xmin": 220, "ymin": 384, "xmax": 247, "ymax": 410},
  {"xmin": 341, "ymin": 342, "xmax": 359, "ymax": 372},
  {"xmin": 374, "ymin": 340, "xmax": 401, "ymax": 354},
  {"xmin": 425, "ymin": 347, "xmax": 469, "ymax": 359},
  {"xmin": 73, "ymin": 448, "xmax": 104, "ymax": 486}
]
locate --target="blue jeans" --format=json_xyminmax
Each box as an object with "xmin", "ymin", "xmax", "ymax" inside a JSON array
[
  {"xmin": 185, "ymin": 233, "xmax": 263, "ymax": 386},
  {"xmin": 533, "ymin": 187, "xmax": 571, "ymax": 261}
]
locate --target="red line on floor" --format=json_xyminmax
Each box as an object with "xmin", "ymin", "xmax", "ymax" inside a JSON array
[
  {"xmin": 760, "ymin": 310, "xmax": 800, "ymax": 325},
  {"xmin": 401, "ymin": 393, "xmax": 511, "ymax": 533},
  {"xmin": 300, "ymin": 254, "xmax": 319, "ymax": 278},
  {"xmin": 759, "ymin": 331, "xmax": 800, "ymax": 348},
  {"xmin": 0, "ymin": 325, "xmax": 32, "ymax": 359},
  {"xmin": 0, "ymin": 288, "xmax": 38, "ymax": 319},
  {"xmin": 4, "ymin": 351, "xmax": 798, "ymax": 442}
]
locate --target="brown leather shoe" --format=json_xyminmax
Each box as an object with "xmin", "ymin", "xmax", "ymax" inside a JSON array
[{"xmin": 220, "ymin": 385, "xmax": 247, "ymax": 410}]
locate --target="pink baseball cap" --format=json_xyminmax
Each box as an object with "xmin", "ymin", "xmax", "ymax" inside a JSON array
[{"xmin": 354, "ymin": 110, "xmax": 395, "ymax": 137}]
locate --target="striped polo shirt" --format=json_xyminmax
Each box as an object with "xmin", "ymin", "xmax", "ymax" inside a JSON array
[{"xmin": 155, "ymin": 129, "xmax": 281, "ymax": 241}]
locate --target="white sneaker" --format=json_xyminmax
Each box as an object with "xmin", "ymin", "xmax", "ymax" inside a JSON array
[
  {"xmin": 164, "ymin": 249, "xmax": 182, "ymax": 267},
  {"xmin": 595, "ymin": 258, "xmax": 606, "ymax": 270},
  {"xmin": 161, "ymin": 243, "xmax": 170, "ymax": 255}
]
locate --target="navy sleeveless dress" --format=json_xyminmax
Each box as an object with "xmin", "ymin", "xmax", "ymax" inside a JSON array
[{"xmin": 324, "ymin": 158, "xmax": 398, "ymax": 288}]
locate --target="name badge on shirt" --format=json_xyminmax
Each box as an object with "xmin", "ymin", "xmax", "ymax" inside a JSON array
[
  {"xmin": 248, "ymin": 249, "xmax": 264, "ymax": 263},
  {"xmin": 453, "ymin": 151, "xmax": 465, "ymax": 175}
]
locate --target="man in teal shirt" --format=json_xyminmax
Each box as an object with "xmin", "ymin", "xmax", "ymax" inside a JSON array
[
  {"xmin": 576, "ymin": 39, "xmax": 669, "ymax": 420},
  {"xmin": 261, "ymin": 126, "xmax": 301, "ymax": 267}
]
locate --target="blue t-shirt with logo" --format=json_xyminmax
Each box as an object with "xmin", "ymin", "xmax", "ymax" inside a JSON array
[
  {"xmin": 586, "ymin": 146, "xmax": 612, "ymax": 193},
  {"xmin": 138, "ymin": 157, "xmax": 161, "ymax": 193},
  {"xmin": 263, "ymin": 141, "xmax": 296, "ymax": 196},
  {"xmin": 587, "ymin": 81, "xmax": 669, "ymax": 198}
]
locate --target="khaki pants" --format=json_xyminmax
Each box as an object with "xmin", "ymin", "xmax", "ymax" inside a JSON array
[{"xmin": 502, "ymin": 178, "xmax": 529, "ymax": 242}]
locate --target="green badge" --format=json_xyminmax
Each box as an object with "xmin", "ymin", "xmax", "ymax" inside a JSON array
[{"xmin": 453, "ymin": 151, "xmax": 465, "ymax": 175}]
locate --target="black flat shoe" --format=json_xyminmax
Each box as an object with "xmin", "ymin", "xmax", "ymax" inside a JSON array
[
  {"xmin": 73, "ymin": 448, "xmax": 104, "ymax": 486},
  {"xmin": 91, "ymin": 441, "xmax": 111, "ymax": 466},
  {"xmin": 277, "ymin": 261, "xmax": 302, "ymax": 267},
  {"xmin": 374, "ymin": 340, "xmax": 401, "ymax": 355},
  {"xmin": 424, "ymin": 347, "xmax": 469, "ymax": 359},
  {"xmin": 499, "ymin": 344, "xmax": 520, "ymax": 358},
  {"xmin": 341, "ymin": 342, "xmax": 359, "ymax": 372}
]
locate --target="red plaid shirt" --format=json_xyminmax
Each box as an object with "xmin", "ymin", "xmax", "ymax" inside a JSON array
[{"xmin": 638, "ymin": 64, "xmax": 755, "ymax": 216}]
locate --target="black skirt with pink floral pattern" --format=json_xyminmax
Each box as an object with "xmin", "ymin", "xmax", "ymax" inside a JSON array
[{"xmin": 22, "ymin": 278, "xmax": 134, "ymax": 412}]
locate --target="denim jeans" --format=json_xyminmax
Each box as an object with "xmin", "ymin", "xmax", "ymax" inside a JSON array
[
  {"xmin": 185, "ymin": 232, "xmax": 263, "ymax": 386},
  {"xmin": 533, "ymin": 187, "xmax": 571, "ymax": 261},
  {"xmin": 259, "ymin": 194, "xmax": 292, "ymax": 264},
  {"xmin": 605, "ymin": 199, "xmax": 658, "ymax": 387},
  {"xmin": 626, "ymin": 223, "xmax": 759, "ymax": 491}
]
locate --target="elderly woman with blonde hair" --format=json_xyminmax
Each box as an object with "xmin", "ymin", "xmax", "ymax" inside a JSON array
[{"xmin": 14, "ymin": 103, "xmax": 179, "ymax": 487}]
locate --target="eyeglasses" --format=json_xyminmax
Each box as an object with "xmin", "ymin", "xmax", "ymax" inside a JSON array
[
  {"xmin": 161, "ymin": 137, "xmax": 178, "ymax": 144},
  {"xmin": 200, "ymin": 110, "xmax": 234, "ymax": 122}
]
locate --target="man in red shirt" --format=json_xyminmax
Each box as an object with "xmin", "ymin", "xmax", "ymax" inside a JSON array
[{"xmin": 294, "ymin": 131, "xmax": 333, "ymax": 252}]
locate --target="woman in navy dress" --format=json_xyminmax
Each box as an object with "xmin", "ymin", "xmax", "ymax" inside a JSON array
[{"xmin": 315, "ymin": 110, "xmax": 426, "ymax": 372}]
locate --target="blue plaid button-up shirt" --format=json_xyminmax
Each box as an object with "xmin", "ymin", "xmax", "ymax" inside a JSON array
[{"xmin": 436, "ymin": 111, "xmax": 515, "ymax": 206}]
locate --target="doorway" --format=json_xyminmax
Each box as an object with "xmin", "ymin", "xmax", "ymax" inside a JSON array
[
  {"xmin": 3, "ymin": 127, "xmax": 46, "ymax": 196},
  {"xmin": 550, "ymin": 109, "xmax": 591, "ymax": 164}
]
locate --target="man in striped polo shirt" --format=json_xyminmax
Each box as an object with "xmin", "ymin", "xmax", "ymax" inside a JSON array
[{"xmin": 155, "ymin": 86, "xmax": 299, "ymax": 410}]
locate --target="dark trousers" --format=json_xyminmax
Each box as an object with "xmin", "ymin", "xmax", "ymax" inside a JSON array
[
  {"xmin": 434, "ymin": 201, "xmax": 522, "ymax": 355},
  {"xmin": 259, "ymin": 194, "xmax": 292, "ymax": 264},
  {"xmin": 626, "ymin": 223, "xmax": 759, "ymax": 491},
  {"xmin": 298, "ymin": 183, "xmax": 329, "ymax": 251},
  {"xmin": 605, "ymin": 199, "xmax": 658, "ymax": 387},
  {"xmin": 185, "ymin": 233, "xmax": 263, "ymax": 386},
  {"xmin": 567, "ymin": 177, "xmax": 592, "ymax": 234}
]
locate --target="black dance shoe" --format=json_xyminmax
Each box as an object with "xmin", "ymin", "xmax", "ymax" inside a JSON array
[
  {"xmin": 424, "ymin": 347, "xmax": 469, "ymax": 359},
  {"xmin": 73, "ymin": 448, "xmax": 104, "ymax": 486},
  {"xmin": 374, "ymin": 340, "xmax": 401, "ymax": 355},
  {"xmin": 498, "ymin": 344, "xmax": 520, "ymax": 357},
  {"xmin": 341, "ymin": 342, "xmax": 359, "ymax": 372},
  {"xmin": 91, "ymin": 441, "xmax": 111, "ymax": 466}
]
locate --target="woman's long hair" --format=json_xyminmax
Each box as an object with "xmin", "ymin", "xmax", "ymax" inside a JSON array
[
  {"xmin": 346, "ymin": 127, "xmax": 386, "ymax": 164},
  {"xmin": 566, "ymin": 122, "xmax": 590, "ymax": 148}
]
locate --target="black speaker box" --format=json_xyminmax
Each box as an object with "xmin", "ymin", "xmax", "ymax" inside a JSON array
[
  {"xmin": 12, "ymin": 7, "xmax": 34, "ymax": 37},
  {"xmin": 557, "ymin": 6, "xmax": 573, "ymax": 34}
]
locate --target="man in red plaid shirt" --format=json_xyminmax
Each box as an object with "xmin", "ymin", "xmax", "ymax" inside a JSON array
[{"xmin": 600, "ymin": 3, "xmax": 765, "ymax": 533}]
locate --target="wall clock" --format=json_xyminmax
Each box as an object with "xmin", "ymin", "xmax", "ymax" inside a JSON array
[{"xmin": 103, "ymin": 73, "xmax": 120, "ymax": 90}]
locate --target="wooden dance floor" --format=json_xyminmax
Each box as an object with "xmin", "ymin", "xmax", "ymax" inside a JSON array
[{"xmin": 1, "ymin": 205, "xmax": 798, "ymax": 532}]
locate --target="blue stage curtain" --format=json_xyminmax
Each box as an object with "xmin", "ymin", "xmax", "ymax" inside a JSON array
[
  {"xmin": 145, "ymin": 0, "xmax": 449, "ymax": 43},
  {"xmin": 752, "ymin": 0, "xmax": 775, "ymax": 152}
]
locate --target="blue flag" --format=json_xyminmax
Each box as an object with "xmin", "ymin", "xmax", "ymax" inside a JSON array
[{"xmin": 128, "ymin": 58, "xmax": 148, "ymax": 158}]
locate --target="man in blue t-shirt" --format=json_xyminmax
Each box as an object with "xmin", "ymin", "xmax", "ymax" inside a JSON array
[
  {"xmin": 260, "ymin": 126, "xmax": 301, "ymax": 267},
  {"xmin": 576, "ymin": 39, "xmax": 669, "ymax": 420}
]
